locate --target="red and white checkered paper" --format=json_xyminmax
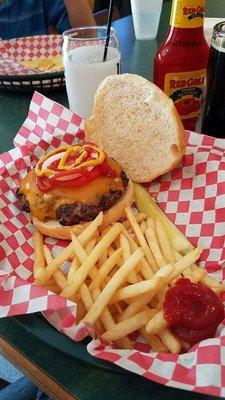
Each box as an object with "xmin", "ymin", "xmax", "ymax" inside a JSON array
[
  {"xmin": 0, "ymin": 35, "xmax": 63, "ymax": 76},
  {"xmin": 1, "ymin": 91, "xmax": 225, "ymax": 397}
]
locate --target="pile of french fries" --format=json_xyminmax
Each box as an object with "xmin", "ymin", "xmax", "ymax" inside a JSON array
[{"xmin": 33, "ymin": 184, "xmax": 224, "ymax": 353}]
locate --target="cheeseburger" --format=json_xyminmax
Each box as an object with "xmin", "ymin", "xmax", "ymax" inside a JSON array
[{"xmin": 17, "ymin": 142, "xmax": 133, "ymax": 240}]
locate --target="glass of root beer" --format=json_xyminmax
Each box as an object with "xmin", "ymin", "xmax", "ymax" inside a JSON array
[{"xmin": 201, "ymin": 21, "xmax": 225, "ymax": 138}]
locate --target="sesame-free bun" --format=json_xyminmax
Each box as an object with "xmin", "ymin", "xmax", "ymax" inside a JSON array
[
  {"xmin": 32, "ymin": 180, "xmax": 133, "ymax": 240},
  {"xmin": 85, "ymin": 73, "xmax": 186, "ymax": 183}
]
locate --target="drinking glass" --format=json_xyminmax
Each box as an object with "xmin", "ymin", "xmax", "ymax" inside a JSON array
[
  {"xmin": 130, "ymin": 0, "xmax": 163, "ymax": 40},
  {"xmin": 62, "ymin": 26, "xmax": 120, "ymax": 119}
]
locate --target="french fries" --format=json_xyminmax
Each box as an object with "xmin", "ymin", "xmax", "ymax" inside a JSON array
[
  {"xmin": 33, "ymin": 186, "xmax": 225, "ymax": 354},
  {"xmin": 140, "ymin": 328, "xmax": 169, "ymax": 353},
  {"xmin": 33, "ymin": 231, "xmax": 45, "ymax": 278},
  {"xmin": 43, "ymin": 245, "xmax": 67, "ymax": 291},
  {"xmin": 110, "ymin": 264, "xmax": 174, "ymax": 303},
  {"xmin": 82, "ymin": 248, "xmax": 144, "ymax": 326},
  {"xmin": 34, "ymin": 212, "xmax": 103, "ymax": 285},
  {"xmin": 158, "ymin": 328, "xmax": 181, "ymax": 354},
  {"xmin": 145, "ymin": 225, "xmax": 166, "ymax": 268},
  {"xmin": 88, "ymin": 248, "xmax": 122, "ymax": 292},
  {"xmin": 155, "ymin": 217, "xmax": 175, "ymax": 264},
  {"xmin": 61, "ymin": 223, "xmax": 122, "ymax": 299},
  {"xmin": 120, "ymin": 233, "xmax": 138, "ymax": 283},
  {"xmin": 101, "ymin": 308, "xmax": 155, "ymax": 342},
  {"xmin": 125, "ymin": 207, "xmax": 158, "ymax": 272},
  {"xmin": 145, "ymin": 310, "xmax": 168, "ymax": 334}
]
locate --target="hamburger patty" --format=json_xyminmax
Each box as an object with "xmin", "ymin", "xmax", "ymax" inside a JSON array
[
  {"xmin": 17, "ymin": 191, "xmax": 30, "ymax": 213},
  {"xmin": 17, "ymin": 171, "xmax": 129, "ymax": 226},
  {"xmin": 56, "ymin": 190, "xmax": 123, "ymax": 225}
]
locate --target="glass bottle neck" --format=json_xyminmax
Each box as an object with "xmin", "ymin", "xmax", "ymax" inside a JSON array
[{"xmin": 170, "ymin": 0, "xmax": 205, "ymax": 30}]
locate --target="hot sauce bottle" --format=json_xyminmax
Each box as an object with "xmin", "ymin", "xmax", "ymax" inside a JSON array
[{"xmin": 153, "ymin": 0, "xmax": 209, "ymax": 131}]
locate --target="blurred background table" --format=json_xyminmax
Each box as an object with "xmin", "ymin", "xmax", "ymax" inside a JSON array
[{"xmin": 0, "ymin": 1, "xmax": 224, "ymax": 399}]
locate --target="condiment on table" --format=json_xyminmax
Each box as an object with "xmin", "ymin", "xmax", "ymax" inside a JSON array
[{"xmin": 153, "ymin": 0, "xmax": 209, "ymax": 131}]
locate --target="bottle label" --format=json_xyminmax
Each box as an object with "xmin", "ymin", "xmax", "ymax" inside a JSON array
[
  {"xmin": 170, "ymin": 0, "xmax": 205, "ymax": 28},
  {"xmin": 164, "ymin": 69, "xmax": 206, "ymax": 120}
]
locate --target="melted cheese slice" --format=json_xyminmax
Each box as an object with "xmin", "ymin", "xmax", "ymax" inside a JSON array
[{"xmin": 19, "ymin": 159, "xmax": 124, "ymax": 221}]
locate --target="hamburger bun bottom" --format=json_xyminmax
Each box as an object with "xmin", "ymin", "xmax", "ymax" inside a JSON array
[{"xmin": 32, "ymin": 180, "xmax": 134, "ymax": 240}]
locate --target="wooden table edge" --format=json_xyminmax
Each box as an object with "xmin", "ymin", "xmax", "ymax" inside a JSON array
[{"xmin": 0, "ymin": 336, "xmax": 78, "ymax": 400}]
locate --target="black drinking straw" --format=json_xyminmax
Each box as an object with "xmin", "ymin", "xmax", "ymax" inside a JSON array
[{"xmin": 103, "ymin": 0, "xmax": 115, "ymax": 61}]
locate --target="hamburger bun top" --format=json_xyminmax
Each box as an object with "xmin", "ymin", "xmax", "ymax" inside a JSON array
[{"xmin": 85, "ymin": 73, "xmax": 186, "ymax": 183}]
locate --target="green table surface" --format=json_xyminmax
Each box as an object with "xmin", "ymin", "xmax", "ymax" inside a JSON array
[{"xmin": 0, "ymin": 1, "xmax": 224, "ymax": 399}]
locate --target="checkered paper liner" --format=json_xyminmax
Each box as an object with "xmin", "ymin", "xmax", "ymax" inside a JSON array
[
  {"xmin": 1, "ymin": 91, "xmax": 225, "ymax": 397},
  {"xmin": 0, "ymin": 35, "xmax": 63, "ymax": 76}
]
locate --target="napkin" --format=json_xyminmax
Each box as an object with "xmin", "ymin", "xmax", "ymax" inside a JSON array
[{"xmin": 1, "ymin": 91, "xmax": 225, "ymax": 397}]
